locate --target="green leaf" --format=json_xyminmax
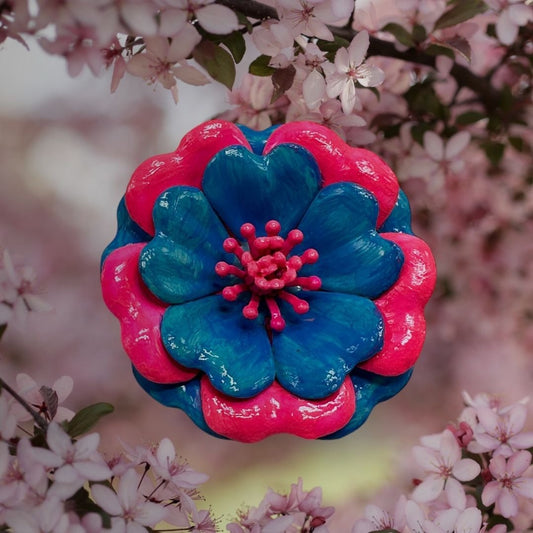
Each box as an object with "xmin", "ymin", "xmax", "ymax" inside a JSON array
[
  {"xmin": 434, "ymin": 0, "xmax": 487, "ymax": 30},
  {"xmin": 222, "ymin": 31, "xmax": 246, "ymax": 64},
  {"xmin": 249, "ymin": 54, "xmax": 276, "ymax": 76},
  {"xmin": 66, "ymin": 403, "xmax": 114, "ymax": 438},
  {"xmin": 412, "ymin": 24, "xmax": 427, "ymax": 44},
  {"xmin": 509, "ymin": 136, "xmax": 526, "ymax": 152},
  {"xmin": 404, "ymin": 81, "xmax": 449, "ymax": 120},
  {"xmin": 316, "ymin": 34, "xmax": 350, "ymax": 59},
  {"xmin": 271, "ymin": 64, "xmax": 296, "ymax": 103},
  {"xmin": 481, "ymin": 140, "xmax": 506, "ymax": 166},
  {"xmin": 193, "ymin": 40, "xmax": 236, "ymax": 90},
  {"xmin": 382, "ymin": 23, "xmax": 415, "ymax": 48},
  {"xmin": 456, "ymin": 111, "xmax": 486, "ymax": 125},
  {"xmin": 425, "ymin": 44, "xmax": 455, "ymax": 60},
  {"xmin": 236, "ymin": 11, "xmax": 254, "ymax": 33}
]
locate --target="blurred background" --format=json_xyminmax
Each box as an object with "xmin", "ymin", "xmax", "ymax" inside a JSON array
[{"xmin": 1, "ymin": 36, "xmax": 532, "ymax": 530}]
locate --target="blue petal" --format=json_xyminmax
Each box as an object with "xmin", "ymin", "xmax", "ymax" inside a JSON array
[
  {"xmin": 133, "ymin": 368, "xmax": 224, "ymax": 438},
  {"xmin": 202, "ymin": 144, "xmax": 322, "ymax": 237},
  {"xmin": 238, "ymin": 124, "xmax": 280, "ymax": 155},
  {"xmin": 161, "ymin": 295, "xmax": 274, "ymax": 398},
  {"xmin": 295, "ymin": 182, "xmax": 404, "ymax": 298},
  {"xmin": 101, "ymin": 197, "xmax": 151, "ymax": 269},
  {"xmin": 322, "ymin": 367, "xmax": 413, "ymax": 439},
  {"xmin": 272, "ymin": 291, "xmax": 384, "ymax": 399},
  {"xmin": 139, "ymin": 187, "xmax": 232, "ymax": 304},
  {"xmin": 378, "ymin": 189, "xmax": 414, "ymax": 234}
]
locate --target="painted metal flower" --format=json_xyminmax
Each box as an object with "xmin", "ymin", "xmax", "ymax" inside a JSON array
[{"xmin": 101, "ymin": 120, "xmax": 436, "ymax": 442}]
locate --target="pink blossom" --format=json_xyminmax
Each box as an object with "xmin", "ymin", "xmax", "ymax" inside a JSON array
[
  {"xmin": 252, "ymin": 22, "xmax": 295, "ymax": 68},
  {"xmin": 12, "ymin": 373, "xmax": 74, "ymax": 424},
  {"xmin": 471, "ymin": 403, "xmax": 533, "ymax": 457},
  {"xmin": 352, "ymin": 495, "xmax": 407, "ymax": 533},
  {"xmin": 0, "ymin": 395, "xmax": 17, "ymax": 441},
  {"xmin": 0, "ymin": 250, "xmax": 51, "ymax": 325},
  {"xmin": 485, "ymin": 0, "xmax": 533, "ymax": 45},
  {"xmin": 4, "ymin": 495, "xmax": 70, "ymax": 533},
  {"xmin": 482, "ymin": 450, "xmax": 533, "ymax": 517},
  {"xmin": 324, "ymin": 30, "xmax": 385, "ymax": 114},
  {"xmin": 163, "ymin": 0, "xmax": 239, "ymax": 34},
  {"xmin": 412, "ymin": 429, "xmax": 481, "ymax": 503},
  {"xmin": 148, "ymin": 437, "xmax": 209, "ymax": 491},
  {"xmin": 126, "ymin": 27, "xmax": 209, "ymax": 103},
  {"xmin": 91, "ymin": 468, "xmax": 169, "ymax": 531}
]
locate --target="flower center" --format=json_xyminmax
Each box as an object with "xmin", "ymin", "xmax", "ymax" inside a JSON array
[{"xmin": 215, "ymin": 220, "xmax": 321, "ymax": 332}]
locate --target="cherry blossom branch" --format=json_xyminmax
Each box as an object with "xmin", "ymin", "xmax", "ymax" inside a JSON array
[
  {"xmin": 217, "ymin": 0, "xmax": 505, "ymax": 116},
  {"xmin": 0, "ymin": 375, "xmax": 48, "ymax": 431}
]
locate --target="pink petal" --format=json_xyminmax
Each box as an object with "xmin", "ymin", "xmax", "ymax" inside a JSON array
[
  {"xmin": 334, "ymin": 47, "xmax": 350, "ymax": 72},
  {"xmin": 509, "ymin": 431, "xmax": 533, "ymax": 449},
  {"xmin": 158, "ymin": 8, "xmax": 187, "ymax": 37},
  {"xmin": 201, "ymin": 376, "xmax": 356, "ymax": 442},
  {"xmin": 440, "ymin": 429, "xmax": 461, "ymax": 465},
  {"xmin": 196, "ymin": 4, "xmax": 239, "ymax": 34},
  {"xmin": 481, "ymin": 481, "xmax": 500, "ymax": 507},
  {"xmin": 173, "ymin": 64, "xmax": 210, "ymax": 85},
  {"xmin": 515, "ymin": 477, "xmax": 533, "ymax": 499},
  {"xmin": 168, "ymin": 24, "xmax": 201, "ymax": 62},
  {"xmin": 412, "ymin": 445, "xmax": 440, "ymax": 471},
  {"xmin": 156, "ymin": 438, "xmax": 176, "ymax": 466},
  {"xmin": 125, "ymin": 120, "xmax": 250, "ymax": 235},
  {"xmin": 423, "ymin": 131, "xmax": 444, "ymax": 161},
  {"xmin": 356, "ymin": 64, "xmax": 385, "ymax": 87},
  {"xmin": 340, "ymin": 79, "xmax": 358, "ymax": 114},
  {"xmin": 455, "ymin": 508, "xmax": 482, "ymax": 533},
  {"xmin": 452, "ymin": 458, "xmax": 481, "ymax": 481},
  {"xmin": 118, "ymin": 468, "xmax": 140, "ymax": 511},
  {"xmin": 506, "ymin": 404, "xmax": 527, "ymax": 434},
  {"xmin": 508, "ymin": 4, "xmax": 533, "ymax": 25},
  {"xmin": 74, "ymin": 433, "xmax": 100, "ymax": 459},
  {"xmin": 75, "ymin": 460, "xmax": 112, "ymax": 481},
  {"xmin": 444, "ymin": 131, "xmax": 470, "ymax": 160},
  {"xmin": 412, "ymin": 475, "xmax": 445, "ymax": 502},
  {"xmin": 445, "ymin": 476, "xmax": 466, "ymax": 509},
  {"xmin": 53, "ymin": 376, "xmax": 74, "ymax": 403},
  {"xmin": 101, "ymin": 244, "xmax": 197, "ymax": 384},
  {"xmin": 359, "ymin": 233, "xmax": 436, "ymax": 375},
  {"xmin": 498, "ymin": 487, "xmax": 518, "ymax": 517},
  {"xmin": 348, "ymin": 30, "xmax": 370, "ymax": 67},
  {"xmin": 489, "ymin": 454, "xmax": 507, "ymax": 478},
  {"xmin": 496, "ymin": 11, "xmax": 518, "ymax": 45},
  {"xmin": 507, "ymin": 450, "xmax": 532, "ymax": 476},
  {"xmin": 91, "ymin": 484, "xmax": 123, "ymax": 516},
  {"xmin": 303, "ymin": 70, "xmax": 326, "ymax": 110},
  {"xmin": 325, "ymin": 72, "xmax": 348, "ymax": 98},
  {"xmin": 46, "ymin": 423, "xmax": 72, "ymax": 458},
  {"xmin": 121, "ymin": 3, "xmax": 158, "ymax": 36},
  {"xmin": 263, "ymin": 122, "xmax": 401, "ymax": 226}
]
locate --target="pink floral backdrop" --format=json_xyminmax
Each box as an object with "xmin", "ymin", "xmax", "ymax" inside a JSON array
[{"xmin": 0, "ymin": 0, "xmax": 532, "ymax": 530}]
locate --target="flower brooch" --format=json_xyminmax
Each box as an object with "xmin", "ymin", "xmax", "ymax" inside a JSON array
[{"xmin": 101, "ymin": 120, "xmax": 436, "ymax": 442}]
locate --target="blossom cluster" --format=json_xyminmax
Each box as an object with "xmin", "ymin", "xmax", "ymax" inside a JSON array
[
  {"xmin": 0, "ymin": 369, "xmax": 216, "ymax": 532},
  {"xmin": 352, "ymin": 392, "xmax": 533, "ymax": 533}
]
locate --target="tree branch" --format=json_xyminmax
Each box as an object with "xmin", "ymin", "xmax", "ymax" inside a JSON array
[{"xmin": 216, "ymin": 0, "xmax": 504, "ymax": 115}]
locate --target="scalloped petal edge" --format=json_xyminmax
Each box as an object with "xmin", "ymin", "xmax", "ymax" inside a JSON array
[
  {"xmin": 101, "ymin": 243, "xmax": 198, "ymax": 384},
  {"xmin": 201, "ymin": 376, "xmax": 356, "ymax": 442}
]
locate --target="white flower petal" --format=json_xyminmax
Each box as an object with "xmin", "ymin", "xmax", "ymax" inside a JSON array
[
  {"xmin": 118, "ymin": 468, "xmax": 141, "ymax": 511},
  {"xmin": 340, "ymin": 81, "xmax": 358, "ymax": 114},
  {"xmin": 348, "ymin": 30, "xmax": 370, "ymax": 67},
  {"xmin": 452, "ymin": 458, "xmax": 480, "ymax": 481},
  {"xmin": 444, "ymin": 131, "xmax": 471, "ymax": 159},
  {"xmin": 168, "ymin": 25, "xmax": 202, "ymax": 62},
  {"xmin": 159, "ymin": 8, "xmax": 188, "ymax": 37},
  {"xmin": 75, "ymin": 460, "xmax": 112, "ymax": 481},
  {"xmin": 507, "ymin": 404, "xmax": 527, "ymax": 434},
  {"xmin": 423, "ymin": 131, "xmax": 444, "ymax": 161},
  {"xmin": 455, "ymin": 507, "xmax": 482, "ymax": 533},
  {"xmin": 496, "ymin": 10, "xmax": 519, "ymax": 45},
  {"xmin": 412, "ymin": 445, "xmax": 439, "ymax": 471},
  {"xmin": 91, "ymin": 484, "xmax": 123, "ymax": 516},
  {"xmin": 445, "ymin": 476, "xmax": 466, "ymax": 509},
  {"xmin": 121, "ymin": 3, "xmax": 158, "ymax": 36},
  {"xmin": 356, "ymin": 64, "xmax": 385, "ymax": 87},
  {"xmin": 508, "ymin": 4, "xmax": 533, "ymax": 26},
  {"xmin": 303, "ymin": 70, "xmax": 326, "ymax": 109},
  {"xmin": 197, "ymin": 4, "xmax": 239, "ymax": 34},
  {"xmin": 412, "ymin": 475, "xmax": 445, "ymax": 502},
  {"xmin": 46, "ymin": 422, "xmax": 72, "ymax": 457},
  {"xmin": 334, "ymin": 47, "xmax": 350, "ymax": 72}
]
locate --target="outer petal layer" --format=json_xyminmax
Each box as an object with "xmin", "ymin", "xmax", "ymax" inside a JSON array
[
  {"xmin": 101, "ymin": 244, "xmax": 197, "ymax": 384},
  {"xmin": 264, "ymin": 121, "xmax": 399, "ymax": 226},
  {"xmin": 133, "ymin": 370, "xmax": 223, "ymax": 438},
  {"xmin": 272, "ymin": 291, "xmax": 384, "ymax": 399},
  {"xmin": 323, "ymin": 367, "xmax": 413, "ymax": 439},
  {"xmin": 125, "ymin": 120, "xmax": 251, "ymax": 235},
  {"xmin": 139, "ymin": 187, "xmax": 231, "ymax": 304},
  {"xmin": 202, "ymin": 143, "xmax": 321, "ymax": 237},
  {"xmin": 201, "ymin": 376, "xmax": 356, "ymax": 442},
  {"xmin": 161, "ymin": 295, "xmax": 274, "ymax": 398},
  {"xmin": 359, "ymin": 232, "xmax": 436, "ymax": 375}
]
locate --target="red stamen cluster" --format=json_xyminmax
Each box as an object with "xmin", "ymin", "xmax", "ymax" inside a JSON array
[{"xmin": 215, "ymin": 220, "xmax": 321, "ymax": 332}]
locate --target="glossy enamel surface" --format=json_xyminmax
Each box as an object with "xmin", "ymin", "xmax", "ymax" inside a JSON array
[{"xmin": 101, "ymin": 119, "xmax": 436, "ymax": 441}]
